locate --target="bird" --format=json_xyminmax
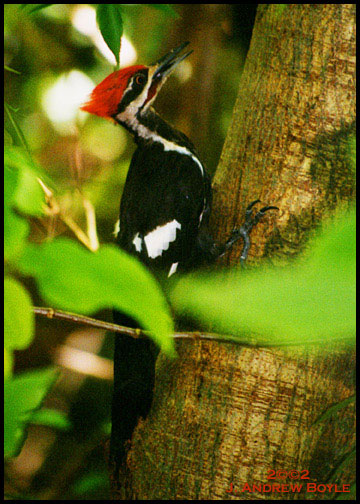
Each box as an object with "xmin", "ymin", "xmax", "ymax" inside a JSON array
[{"xmin": 81, "ymin": 42, "xmax": 277, "ymax": 470}]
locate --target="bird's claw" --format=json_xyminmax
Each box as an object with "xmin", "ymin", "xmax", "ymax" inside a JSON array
[
  {"xmin": 244, "ymin": 199, "xmax": 279, "ymax": 229},
  {"xmin": 226, "ymin": 199, "xmax": 278, "ymax": 266}
]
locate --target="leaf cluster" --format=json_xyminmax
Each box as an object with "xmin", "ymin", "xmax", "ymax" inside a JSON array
[{"xmin": 4, "ymin": 110, "xmax": 174, "ymax": 462}]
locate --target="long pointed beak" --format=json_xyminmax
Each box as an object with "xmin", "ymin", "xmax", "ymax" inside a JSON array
[{"xmin": 151, "ymin": 42, "xmax": 193, "ymax": 82}]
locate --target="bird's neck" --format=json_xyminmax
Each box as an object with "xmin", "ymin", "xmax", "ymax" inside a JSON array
[{"xmin": 116, "ymin": 107, "xmax": 195, "ymax": 153}]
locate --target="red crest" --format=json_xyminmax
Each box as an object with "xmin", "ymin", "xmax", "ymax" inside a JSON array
[{"xmin": 81, "ymin": 65, "xmax": 146, "ymax": 118}]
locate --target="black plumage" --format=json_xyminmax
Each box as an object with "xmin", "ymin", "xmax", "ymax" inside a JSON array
[
  {"xmin": 81, "ymin": 42, "xmax": 276, "ymax": 471},
  {"xmin": 112, "ymin": 108, "xmax": 213, "ymax": 468}
]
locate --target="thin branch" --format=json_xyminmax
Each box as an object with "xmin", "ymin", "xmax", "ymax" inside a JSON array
[
  {"xmin": 32, "ymin": 306, "xmax": 258, "ymax": 346},
  {"xmin": 33, "ymin": 306, "xmax": 143, "ymax": 337},
  {"xmin": 33, "ymin": 306, "xmax": 342, "ymax": 348},
  {"xmin": 37, "ymin": 179, "xmax": 98, "ymax": 252},
  {"xmin": 82, "ymin": 196, "xmax": 100, "ymax": 252},
  {"xmin": 72, "ymin": 142, "xmax": 100, "ymax": 251}
]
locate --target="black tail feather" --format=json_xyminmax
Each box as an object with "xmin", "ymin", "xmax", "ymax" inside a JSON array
[{"xmin": 111, "ymin": 312, "xmax": 158, "ymax": 468}]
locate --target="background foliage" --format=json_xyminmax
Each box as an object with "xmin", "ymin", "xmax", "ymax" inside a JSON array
[
  {"xmin": 4, "ymin": 4, "xmax": 355, "ymax": 500},
  {"xmin": 4, "ymin": 4, "xmax": 253, "ymax": 499}
]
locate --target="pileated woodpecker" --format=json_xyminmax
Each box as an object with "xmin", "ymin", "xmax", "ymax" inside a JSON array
[{"xmin": 82, "ymin": 42, "xmax": 277, "ymax": 469}]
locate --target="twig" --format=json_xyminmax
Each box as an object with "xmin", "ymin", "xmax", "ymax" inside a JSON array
[
  {"xmin": 32, "ymin": 306, "xmax": 258, "ymax": 346},
  {"xmin": 82, "ymin": 196, "xmax": 99, "ymax": 251},
  {"xmin": 33, "ymin": 307, "xmax": 338, "ymax": 348},
  {"xmin": 37, "ymin": 179, "xmax": 98, "ymax": 252},
  {"xmin": 33, "ymin": 306, "xmax": 141, "ymax": 337}
]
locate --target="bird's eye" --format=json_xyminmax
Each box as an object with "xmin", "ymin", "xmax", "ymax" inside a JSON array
[{"xmin": 135, "ymin": 74, "xmax": 145, "ymax": 86}]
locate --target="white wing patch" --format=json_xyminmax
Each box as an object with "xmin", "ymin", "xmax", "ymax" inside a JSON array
[
  {"xmin": 168, "ymin": 262, "xmax": 178, "ymax": 277},
  {"xmin": 132, "ymin": 232, "xmax": 142, "ymax": 252},
  {"xmin": 144, "ymin": 219, "xmax": 181, "ymax": 259}
]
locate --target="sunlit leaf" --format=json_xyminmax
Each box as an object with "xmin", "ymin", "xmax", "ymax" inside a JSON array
[
  {"xmin": 4, "ymin": 165, "xmax": 29, "ymax": 262},
  {"xmin": 30, "ymin": 408, "xmax": 72, "ymax": 431},
  {"xmin": 5, "ymin": 144, "xmax": 49, "ymax": 195},
  {"xmin": 4, "ymin": 276, "xmax": 34, "ymax": 351},
  {"xmin": 96, "ymin": 4, "xmax": 123, "ymax": 67},
  {"xmin": 18, "ymin": 238, "xmax": 174, "ymax": 355},
  {"xmin": 5, "ymin": 103, "xmax": 32, "ymax": 159},
  {"xmin": 171, "ymin": 210, "xmax": 355, "ymax": 347},
  {"xmin": 4, "ymin": 368, "xmax": 58, "ymax": 458},
  {"xmin": 4, "ymin": 348, "xmax": 13, "ymax": 379}
]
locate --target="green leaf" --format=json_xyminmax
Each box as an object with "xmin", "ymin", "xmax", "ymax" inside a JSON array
[
  {"xmin": 4, "ymin": 276, "xmax": 34, "ymax": 352},
  {"xmin": 4, "ymin": 348, "xmax": 13, "ymax": 379},
  {"xmin": 170, "ymin": 210, "xmax": 355, "ymax": 347},
  {"xmin": 4, "ymin": 129, "xmax": 13, "ymax": 146},
  {"xmin": 4, "ymin": 165, "xmax": 29, "ymax": 262},
  {"xmin": 4, "ymin": 368, "xmax": 58, "ymax": 458},
  {"xmin": 15, "ymin": 168, "xmax": 45, "ymax": 216},
  {"xmin": 20, "ymin": 4, "xmax": 53, "ymax": 14},
  {"xmin": 5, "ymin": 103, "xmax": 32, "ymax": 159},
  {"xmin": 149, "ymin": 4, "xmax": 180, "ymax": 18},
  {"xmin": 18, "ymin": 238, "xmax": 174, "ymax": 355},
  {"xmin": 29, "ymin": 408, "xmax": 71, "ymax": 431},
  {"xmin": 96, "ymin": 4, "xmax": 123, "ymax": 67},
  {"xmin": 72, "ymin": 472, "xmax": 108, "ymax": 496},
  {"xmin": 5, "ymin": 145, "xmax": 47, "ymax": 215},
  {"xmin": 4, "ymin": 65, "xmax": 21, "ymax": 75}
]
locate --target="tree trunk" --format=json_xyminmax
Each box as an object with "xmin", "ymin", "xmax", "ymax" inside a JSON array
[
  {"xmin": 111, "ymin": 4, "xmax": 355, "ymax": 499},
  {"xmin": 211, "ymin": 4, "xmax": 355, "ymax": 265}
]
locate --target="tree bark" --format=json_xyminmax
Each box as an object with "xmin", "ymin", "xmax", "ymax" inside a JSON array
[
  {"xmin": 111, "ymin": 5, "xmax": 355, "ymax": 499},
  {"xmin": 211, "ymin": 4, "xmax": 355, "ymax": 265}
]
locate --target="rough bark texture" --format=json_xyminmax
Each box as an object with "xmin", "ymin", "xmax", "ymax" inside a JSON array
[
  {"xmin": 111, "ymin": 4, "xmax": 355, "ymax": 499},
  {"xmin": 211, "ymin": 4, "xmax": 355, "ymax": 264},
  {"xmin": 118, "ymin": 344, "xmax": 354, "ymax": 500}
]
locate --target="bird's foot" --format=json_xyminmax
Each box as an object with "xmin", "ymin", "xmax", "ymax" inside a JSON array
[{"xmin": 225, "ymin": 199, "xmax": 278, "ymax": 266}]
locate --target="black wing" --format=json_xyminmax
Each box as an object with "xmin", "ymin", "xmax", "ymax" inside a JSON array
[{"xmin": 117, "ymin": 142, "xmax": 210, "ymax": 274}]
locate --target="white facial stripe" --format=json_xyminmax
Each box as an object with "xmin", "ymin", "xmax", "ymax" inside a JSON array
[
  {"xmin": 138, "ymin": 121, "xmax": 204, "ymax": 175},
  {"xmin": 119, "ymin": 114, "xmax": 204, "ymax": 176},
  {"xmin": 121, "ymin": 75, "xmax": 136, "ymax": 99},
  {"xmin": 117, "ymin": 67, "xmax": 157, "ymax": 123},
  {"xmin": 115, "ymin": 67, "xmax": 204, "ymax": 177},
  {"xmin": 168, "ymin": 262, "xmax": 178, "ymax": 277},
  {"xmin": 144, "ymin": 220, "xmax": 181, "ymax": 259}
]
